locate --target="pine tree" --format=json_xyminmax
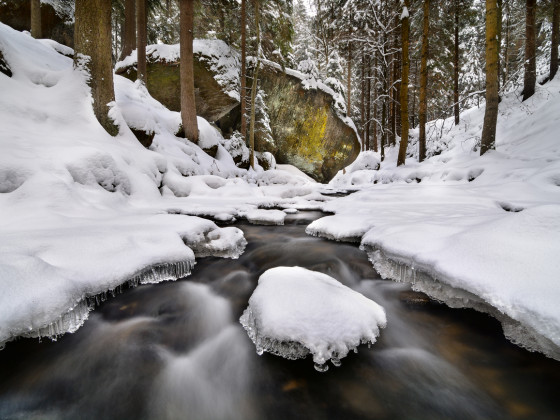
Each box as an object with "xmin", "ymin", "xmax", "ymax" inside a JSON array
[
  {"xmin": 179, "ymin": 0, "xmax": 199, "ymax": 143},
  {"xmin": 31, "ymin": 0, "xmax": 41, "ymax": 39},
  {"xmin": 249, "ymin": 0, "xmax": 261, "ymax": 169},
  {"xmin": 74, "ymin": 0, "xmax": 118, "ymax": 136},
  {"xmin": 481, "ymin": 0, "xmax": 500, "ymax": 155},
  {"xmin": 120, "ymin": 0, "xmax": 136, "ymax": 60},
  {"xmin": 522, "ymin": 0, "xmax": 537, "ymax": 101},
  {"xmin": 241, "ymin": 0, "xmax": 247, "ymax": 140},
  {"xmin": 137, "ymin": 0, "xmax": 147, "ymax": 83},
  {"xmin": 397, "ymin": 1, "xmax": 410, "ymax": 167},
  {"xmin": 418, "ymin": 0, "xmax": 429, "ymax": 162},
  {"xmin": 551, "ymin": 0, "xmax": 559, "ymax": 80}
]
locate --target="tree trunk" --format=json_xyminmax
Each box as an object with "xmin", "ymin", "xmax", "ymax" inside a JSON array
[
  {"xmin": 240, "ymin": 0, "xmax": 247, "ymax": 140},
  {"xmin": 454, "ymin": 0, "xmax": 460, "ymax": 125},
  {"xmin": 361, "ymin": 47, "xmax": 365, "ymax": 151},
  {"xmin": 136, "ymin": 0, "xmax": 147, "ymax": 83},
  {"xmin": 373, "ymin": 50, "xmax": 378, "ymax": 152},
  {"xmin": 30, "ymin": 0, "xmax": 41, "ymax": 38},
  {"xmin": 480, "ymin": 0, "xmax": 500, "ymax": 155},
  {"xmin": 397, "ymin": 1, "xmax": 410, "ymax": 167},
  {"xmin": 418, "ymin": 0, "xmax": 429, "ymax": 162},
  {"xmin": 249, "ymin": 0, "xmax": 261, "ymax": 169},
  {"xmin": 74, "ymin": 0, "xmax": 117, "ymax": 134},
  {"xmin": 74, "ymin": 0, "xmax": 118, "ymax": 136},
  {"xmin": 411, "ymin": 57, "xmax": 418, "ymax": 128},
  {"xmin": 551, "ymin": 0, "xmax": 559, "ymax": 81},
  {"xmin": 347, "ymin": 29, "xmax": 352, "ymax": 117},
  {"xmin": 120, "ymin": 0, "xmax": 136, "ymax": 61},
  {"xmin": 179, "ymin": 0, "xmax": 199, "ymax": 143},
  {"xmin": 503, "ymin": 0, "xmax": 510, "ymax": 87},
  {"xmin": 522, "ymin": 0, "xmax": 536, "ymax": 101},
  {"xmin": 366, "ymin": 57, "xmax": 371, "ymax": 151}
]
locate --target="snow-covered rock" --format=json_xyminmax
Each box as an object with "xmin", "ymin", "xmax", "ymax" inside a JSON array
[{"xmin": 240, "ymin": 267, "xmax": 387, "ymax": 371}]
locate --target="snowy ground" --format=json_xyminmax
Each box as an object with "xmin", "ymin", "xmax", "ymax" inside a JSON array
[
  {"xmin": 0, "ymin": 24, "xmax": 330, "ymax": 348},
  {"xmin": 1, "ymin": 23, "xmax": 560, "ymax": 362},
  {"xmin": 311, "ymin": 76, "xmax": 560, "ymax": 360}
]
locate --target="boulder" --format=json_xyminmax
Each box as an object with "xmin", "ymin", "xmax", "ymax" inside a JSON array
[
  {"xmin": 256, "ymin": 62, "xmax": 360, "ymax": 182},
  {"xmin": 115, "ymin": 41, "xmax": 360, "ymax": 182},
  {"xmin": 0, "ymin": 0, "xmax": 74, "ymax": 48}
]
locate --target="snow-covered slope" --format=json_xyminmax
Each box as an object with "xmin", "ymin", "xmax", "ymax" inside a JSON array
[
  {"xmin": 311, "ymin": 76, "xmax": 560, "ymax": 360},
  {"xmin": 0, "ymin": 24, "xmax": 324, "ymax": 348}
]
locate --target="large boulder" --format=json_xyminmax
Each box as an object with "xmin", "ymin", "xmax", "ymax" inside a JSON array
[
  {"xmin": 0, "ymin": 0, "xmax": 74, "ymax": 48},
  {"xmin": 256, "ymin": 62, "xmax": 360, "ymax": 183},
  {"xmin": 115, "ymin": 40, "xmax": 360, "ymax": 182},
  {"xmin": 115, "ymin": 41, "xmax": 239, "ymax": 123}
]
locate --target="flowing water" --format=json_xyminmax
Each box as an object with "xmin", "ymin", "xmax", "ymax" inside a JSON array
[{"xmin": 0, "ymin": 211, "xmax": 559, "ymax": 420}]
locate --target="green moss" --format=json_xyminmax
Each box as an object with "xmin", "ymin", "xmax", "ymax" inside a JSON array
[{"xmin": 284, "ymin": 104, "xmax": 328, "ymax": 163}]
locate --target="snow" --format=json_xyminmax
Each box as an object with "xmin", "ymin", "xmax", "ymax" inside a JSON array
[
  {"xmin": 239, "ymin": 267, "xmax": 387, "ymax": 371},
  {"xmin": 0, "ymin": 23, "xmax": 324, "ymax": 348},
  {"xmin": 311, "ymin": 76, "xmax": 560, "ymax": 360}
]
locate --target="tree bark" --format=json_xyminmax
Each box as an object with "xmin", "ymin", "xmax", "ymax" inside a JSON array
[
  {"xmin": 240, "ymin": 0, "xmax": 247, "ymax": 140},
  {"xmin": 366, "ymin": 57, "xmax": 371, "ymax": 151},
  {"xmin": 551, "ymin": 0, "xmax": 559, "ymax": 81},
  {"xmin": 397, "ymin": 1, "xmax": 410, "ymax": 167},
  {"xmin": 249, "ymin": 0, "xmax": 261, "ymax": 169},
  {"xmin": 522, "ymin": 0, "xmax": 536, "ymax": 101},
  {"xmin": 136, "ymin": 0, "xmax": 147, "ymax": 83},
  {"xmin": 179, "ymin": 0, "xmax": 199, "ymax": 143},
  {"xmin": 30, "ymin": 0, "xmax": 41, "ymax": 38},
  {"xmin": 418, "ymin": 0, "xmax": 429, "ymax": 162},
  {"xmin": 347, "ymin": 28, "xmax": 352, "ymax": 117},
  {"xmin": 74, "ymin": 0, "xmax": 118, "ymax": 136},
  {"xmin": 361, "ymin": 47, "xmax": 365, "ymax": 151},
  {"xmin": 120, "ymin": 0, "xmax": 136, "ymax": 61},
  {"xmin": 454, "ymin": 0, "xmax": 460, "ymax": 125},
  {"xmin": 373, "ymin": 49, "xmax": 378, "ymax": 152},
  {"xmin": 481, "ymin": 0, "xmax": 500, "ymax": 155}
]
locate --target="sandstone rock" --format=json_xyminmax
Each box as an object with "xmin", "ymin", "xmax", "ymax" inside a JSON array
[{"xmin": 115, "ymin": 41, "xmax": 360, "ymax": 182}]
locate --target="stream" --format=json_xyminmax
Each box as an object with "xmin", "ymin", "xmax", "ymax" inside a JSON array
[{"xmin": 0, "ymin": 211, "xmax": 559, "ymax": 420}]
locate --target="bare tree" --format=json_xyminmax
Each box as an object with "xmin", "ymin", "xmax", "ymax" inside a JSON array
[{"xmin": 249, "ymin": 0, "xmax": 261, "ymax": 169}]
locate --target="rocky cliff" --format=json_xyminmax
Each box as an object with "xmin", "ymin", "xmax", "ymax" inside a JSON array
[{"xmin": 116, "ymin": 40, "xmax": 360, "ymax": 182}]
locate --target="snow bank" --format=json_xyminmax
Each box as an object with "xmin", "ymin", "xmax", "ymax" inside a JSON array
[
  {"xmin": 313, "ymin": 76, "xmax": 560, "ymax": 360},
  {"xmin": 240, "ymin": 267, "xmax": 386, "ymax": 371},
  {"xmin": 0, "ymin": 23, "xmax": 329, "ymax": 348}
]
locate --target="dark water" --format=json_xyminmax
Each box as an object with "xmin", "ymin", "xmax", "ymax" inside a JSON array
[{"xmin": 1, "ymin": 211, "xmax": 559, "ymax": 420}]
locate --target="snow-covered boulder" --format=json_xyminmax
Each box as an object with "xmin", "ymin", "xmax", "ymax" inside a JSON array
[{"xmin": 240, "ymin": 267, "xmax": 387, "ymax": 371}]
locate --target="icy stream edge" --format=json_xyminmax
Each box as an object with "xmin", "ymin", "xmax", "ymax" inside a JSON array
[
  {"xmin": 363, "ymin": 246, "xmax": 560, "ymax": 362},
  {"xmin": 0, "ymin": 260, "xmax": 193, "ymax": 350}
]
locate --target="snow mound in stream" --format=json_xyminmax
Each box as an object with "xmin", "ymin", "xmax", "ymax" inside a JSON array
[{"xmin": 240, "ymin": 267, "xmax": 386, "ymax": 371}]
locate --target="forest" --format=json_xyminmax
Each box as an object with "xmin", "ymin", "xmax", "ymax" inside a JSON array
[{"xmin": 0, "ymin": 0, "xmax": 560, "ymax": 419}]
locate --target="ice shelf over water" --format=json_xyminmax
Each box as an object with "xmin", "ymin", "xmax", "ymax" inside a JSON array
[{"xmin": 240, "ymin": 267, "xmax": 387, "ymax": 371}]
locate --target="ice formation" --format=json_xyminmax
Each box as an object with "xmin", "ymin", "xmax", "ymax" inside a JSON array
[{"xmin": 240, "ymin": 267, "xmax": 386, "ymax": 371}]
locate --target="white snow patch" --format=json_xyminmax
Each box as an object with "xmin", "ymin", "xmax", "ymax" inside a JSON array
[{"xmin": 240, "ymin": 267, "xmax": 386, "ymax": 371}]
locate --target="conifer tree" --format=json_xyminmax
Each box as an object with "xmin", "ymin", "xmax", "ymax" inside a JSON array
[
  {"xmin": 551, "ymin": 0, "xmax": 559, "ymax": 80},
  {"xmin": 120, "ymin": 0, "xmax": 136, "ymax": 60},
  {"xmin": 137, "ymin": 0, "xmax": 147, "ymax": 83},
  {"xmin": 179, "ymin": 0, "xmax": 199, "ymax": 143},
  {"xmin": 481, "ymin": 0, "xmax": 499, "ymax": 155},
  {"xmin": 31, "ymin": 0, "xmax": 41, "ymax": 39},
  {"xmin": 74, "ymin": 0, "xmax": 118, "ymax": 136},
  {"xmin": 397, "ymin": 0, "xmax": 410, "ymax": 167},
  {"xmin": 522, "ymin": 0, "xmax": 537, "ymax": 101},
  {"xmin": 418, "ymin": 0, "xmax": 429, "ymax": 162}
]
